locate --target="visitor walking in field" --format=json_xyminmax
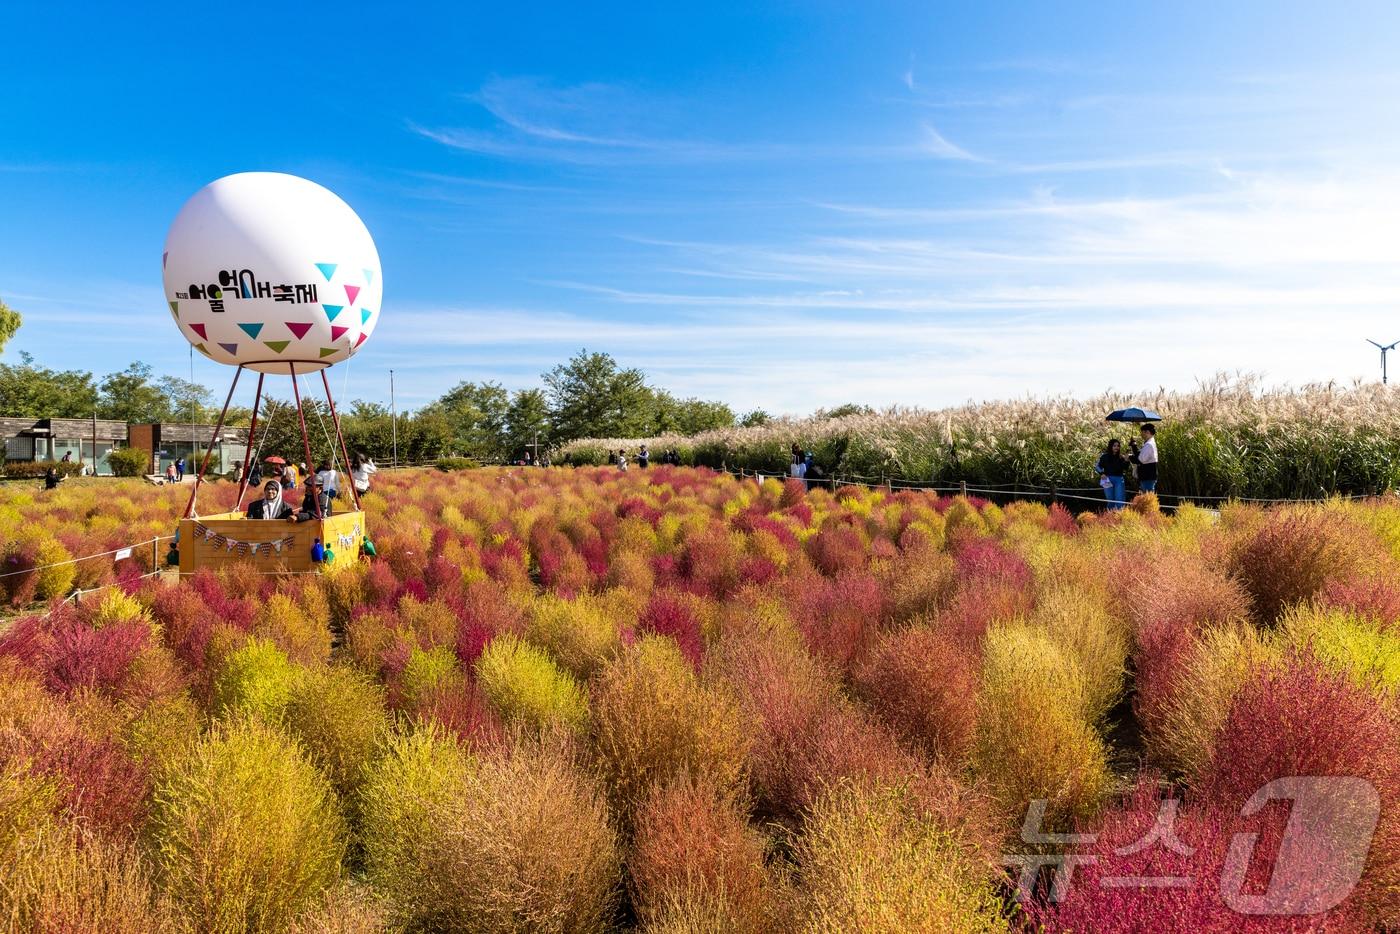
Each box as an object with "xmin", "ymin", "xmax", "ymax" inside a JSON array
[
  {"xmin": 618, "ymin": 449, "xmax": 629, "ymax": 471},
  {"xmin": 1096, "ymin": 439, "xmax": 1130, "ymax": 510},
  {"xmin": 638, "ymin": 444, "xmax": 650, "ymax": 469},
  {"xmin": 175, "ymin": 456, "xmax": 185, "ymax": 482},
  {"xmin": 165, "ymin": 463, "xmax": 176, "ymax": 484},
  {"xmin": 1131, "ymin": 424, "xmax": 1159, "ymax": 495}
]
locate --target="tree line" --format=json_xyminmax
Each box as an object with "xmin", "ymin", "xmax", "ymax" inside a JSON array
[{"xmin": 0, "ymin": 344, "xmax": 770, "ymax": 464}]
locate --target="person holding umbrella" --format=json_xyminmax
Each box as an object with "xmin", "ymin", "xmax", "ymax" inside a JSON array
[
  {"xmin": 1105, "ymin": 407, "xmax": 1162, "ymax": 501},
  {"xmin": 1130, "ymin": 424, "xmax": 1159, "ymax": 494}
]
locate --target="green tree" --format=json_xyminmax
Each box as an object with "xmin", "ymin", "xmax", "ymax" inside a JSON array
[
  {"xmin": 673, "ymin": 397, "xmax": 735, "ymax": 434},
  {"xmin": 0, "ymin": 297, "xmax": 20, "ymax": 356},
  {"xmin": 157, "ymin": 374, "xmax": 213, "ymax": 424},
  {"xmin": 424, "ymin": 380, "xmax": 511, "ymax": 460},
  {"xmin": 740, "ymin": 409, "xmax": 772, "ymax": 427},
  {"xmin": 0, "ymin": 352, "xmax": 98, "ymax": 418},
  {"xmin": 97, "ymin": 362, "xmax": 171, "ymax": 423},
  {"xmin": 543, "ymin": 350, "xmax": 651, "ymax": 442},
  {"xmin": 820, "ymin": 403, "xmax": 875, "ymax": 420},
  {"xmin": 505, "ymin": 388, "xmax": 550, "ymax": 459}
]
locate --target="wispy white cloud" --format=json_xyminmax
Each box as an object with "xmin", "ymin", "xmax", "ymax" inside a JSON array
[{"xmin": 919, "ymin": 122, "xmax": 982, "ymax": 161}]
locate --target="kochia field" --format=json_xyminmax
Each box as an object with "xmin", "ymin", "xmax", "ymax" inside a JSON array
[{"xmin": 1, "ymin": 466, "xmax": 1397, "ymax": 932}]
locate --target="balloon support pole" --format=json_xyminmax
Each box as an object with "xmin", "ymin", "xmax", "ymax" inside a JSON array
[{"xmin": 182, "ymin": 360, "xmax": 360, "ymax": 521}]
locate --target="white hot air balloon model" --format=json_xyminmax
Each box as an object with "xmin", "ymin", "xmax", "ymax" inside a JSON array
[
  {"xmin": 163, "ymin": 172, "xmax": 381, "ymax": 372},
  {"xmin": 162, "ymin": 172, "xmax": 380, "ymax": 528}
]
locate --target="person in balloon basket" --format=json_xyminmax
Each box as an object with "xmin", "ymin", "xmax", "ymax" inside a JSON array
[
  {"xmin": 1129, "ymin": 424, "xmax": 1159, "ymax": 495},
  {"xmin": 247, "ymin": 480, "xmax": 295, "ymax": 520},
  {"xmin": 291, "ymin": 477, "xmax": 331, "ymax": 522}
]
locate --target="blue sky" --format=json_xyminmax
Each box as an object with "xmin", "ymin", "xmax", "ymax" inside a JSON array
[{"xmin": 4, "ymin": 2, "xmax": 1400, "ymax": 414}]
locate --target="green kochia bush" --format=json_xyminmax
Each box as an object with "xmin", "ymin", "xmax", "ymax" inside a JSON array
[{"xmin": 146, "ymin": 717, "xmax": 347, "ymax": 934}]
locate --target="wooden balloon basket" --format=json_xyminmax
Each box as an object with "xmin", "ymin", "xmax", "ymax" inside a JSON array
[{"xmin": 174, "ymin": 360, "xmax": 367, "ymax": 578}]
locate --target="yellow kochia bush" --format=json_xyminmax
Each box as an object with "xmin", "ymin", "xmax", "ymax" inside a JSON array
[
  {"xmin": 1279, "ymin": 602, "xmax": 1400, "ymax": 703},
  {"xmin": 973, "ymin": 624, "xmax": 1110, "ymax": 826},
  {"xmin": 358, "ymin": 726, "xmax": 471, "ymax": 927},
  {"xmin": 360, "ymin": 729, "xmax": 620, "ymax": 933},
  {"xmin": 209, "ymin": 638, "xmax": 301, "ymax": 722},
  {"xmin": 794, "ymin": 781, "xmax": 1009, "ymax": 934},
  {"xmin": 527, "ymin": 591, "xmax": 624, "ymax": 679},
  {"xmin": 590, "ymin": 636, "xmax": 751, "ymax": 823},
  {"xmin": 147, "ymin": 717, "xmax": 347, "ymax": 933},
  {"xmin": 475, "ymin": 633, "xmax": 590, "ymax": 733},
  {"xmin": 281, "ymin": 664, "xmax": 390, "ymax": 801}
]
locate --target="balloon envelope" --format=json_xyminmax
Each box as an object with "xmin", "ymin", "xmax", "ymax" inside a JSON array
[{"xmin": 162, "ymin": 172, "xmax": 382, "ymax": 374}]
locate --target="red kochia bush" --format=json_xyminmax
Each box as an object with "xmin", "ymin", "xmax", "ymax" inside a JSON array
[
  {"xmin": 1030, "ymin": 778, "xmax": 1370, "ymax": 933},
  {"xmin": 1194, "ymin": 656, "xmax": 1400, "ymax": 923},
  {"xmin": 0, "ymin": 690, "xmax": 150, "ymax": 837},
  {"xmin": 790, "ymin": 572, "xmax": 883, "ymax": 672},
  {"xmin": 1122, "ymin": 553, "xmax": 1252, "ymax": 738},
  {"xmin": 1228, "ymin": 510, "xmax": 1376, "ymax": 624},
  {"xmin": 639, "ymin": 590, "xmax": 705, "ymax": 670},
  {"xmin": 1318, "ymin": 577, "xmax": 1400, "ymax": 629},
  {"xmin": 806, "ymin": 524, "xmax": 867, "ymax": 576},
  {"xmin": 951, "ymin": 536, "xmax": 1032, "ymax": 591},
  {"xmin": 146, "ymin": 585, "xmax": 214, "ymax": 672},
  {"xmin": 852, "ymin": 624, "xmax": 979, "ymax": 763},
  {"xmin": 43, "ymin": 617, "xmax": 150, "ymax": 695},
  {"xmin": 936, "ymin": 580, "xmax": 1032, "ymax": 650},
  {"xmin": 630, "ymin": 777, "xmax": 784, "ymax": 932}
]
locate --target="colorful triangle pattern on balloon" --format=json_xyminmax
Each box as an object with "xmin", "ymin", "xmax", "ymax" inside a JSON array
[
  {"xmin": 194, "ymin": 343, "xmax": 209, "ymax": 356},
  {"xmin": 218, "ymin": 342, "xmax": 238, "ymax": 355},
  {"xmin": 354, "ymin": 333, "xmax": 368, "ymax": 348},
  {"xmin": 238, "ymin": 323, "xmax": 263, "ymax": 338},
  {"xmin": 190, "ymin": 323, "xmax": 207, "ymax": 340},
  {"xmin": 322, "ymin": 304, "xmax": 344, "ymax": 321},
  {"xmin": 319, "ymin": 347, "xmax": 338, "ymax": 358},
  {"xmin": 162, "ymin": 252, "xmax": 168, "ymax": 269},
  {"xmin": 330, "ymin": 326, "xmax": 348, "ymax": 341},
  {"xmin": 344, "ymin": 285, "xmax": 360, "ymax": 306},
  {"xmin": 364, "ymin": 268, "xmax": 374, "ymax": 284},
  {"xmin": 169, "ymin": 301, "xmax": 178, "ymax": 317},
  {"xmin": 264, "ymin": 340, "xmax": 290, "ymax": 353},
  {"xmin": 361, "ymin": 308, "xmax": 373, "ymax": 325},
  {"xmin": 285, "ymin": 322, "xmax": 313, "ymax": 339},
  {"xmin": 315, "ymin": 263, "xmax": 337, "ymax": 281}
]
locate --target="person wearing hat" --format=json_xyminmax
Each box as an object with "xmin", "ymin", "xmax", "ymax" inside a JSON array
[
  {"xmin": 291, "ymin": 475, "xmax": 331, "ymax": 522},
  {"xmin": 246, "ymin": 480, "xmax": 295, "ymax": 519}
]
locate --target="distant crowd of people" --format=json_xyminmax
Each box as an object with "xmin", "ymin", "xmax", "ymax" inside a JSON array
[
  {"xmin": 608, "ymin": 444, "xmax": 682, "ymax": 471},
  {"xmin": 1094, "ymin": 423, "xmax": 1158, "ymax": 509}
]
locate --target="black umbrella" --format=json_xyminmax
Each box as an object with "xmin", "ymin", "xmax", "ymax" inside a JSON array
[{"xmin": 1105, "ymin": 407, "xmax": 1162, "ymax": 423}]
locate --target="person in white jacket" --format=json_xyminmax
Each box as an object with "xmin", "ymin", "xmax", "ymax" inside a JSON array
[
  {"xmin": 1130, "ymin": 424, "xmax": 1159, "ymax": 494},
  {"xmin": 351, "ymin": 451, "xmax": 378, "ymax": 496}
]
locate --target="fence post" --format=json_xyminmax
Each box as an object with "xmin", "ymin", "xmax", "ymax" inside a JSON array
[
  {"xmin": 152, "ymin": 537, "xmax": 158, "ymax": 573},
  {"xmin": 1050, "ymin": 484, "xmax": 1058, "ymax": 505},
  {"xmin": 959, "ymin": 480, "xmax": 968, "ymax": 498}
]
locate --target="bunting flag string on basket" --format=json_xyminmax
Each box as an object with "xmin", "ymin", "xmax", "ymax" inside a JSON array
[{"xmin": 192, "ymin": 522, "xmax": 296, "ymax": 557}]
